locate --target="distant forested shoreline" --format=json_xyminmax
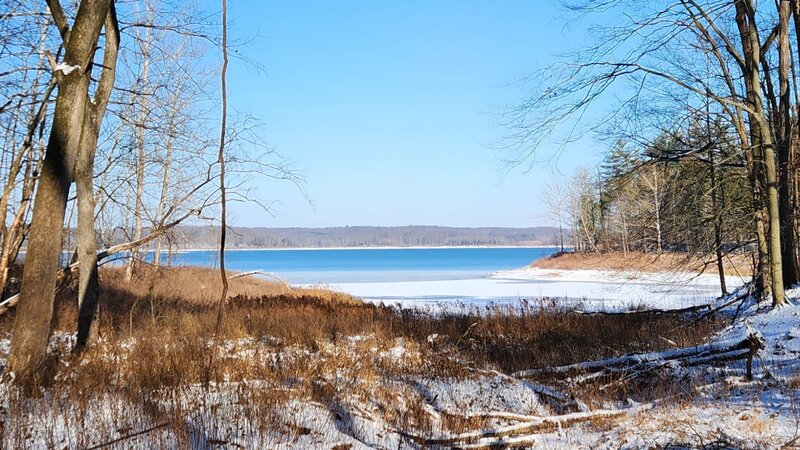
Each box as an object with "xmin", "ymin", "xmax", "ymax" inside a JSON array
[{"xmin": 161, "ymin": 225, "xmax": 564, "ymax": 249}]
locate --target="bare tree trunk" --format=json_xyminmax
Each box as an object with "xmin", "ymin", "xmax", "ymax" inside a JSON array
[
  {"xmin": 755, "ymin": 209, "xmax": 772, "ymax": 297},
  {"xmin": 74, "ymin": 128, "xmax": 100, "ymax": 350},
  {"xmin": 126, "ymin": 9, "xmax": 152, "ymax": 281},
  {"xmin": 764, "ymin": 145, "xmax": 788, "ymax": 305},
  {"xmin": 7, "ymin": 127, "xmax": 72, "ymax": 383},
  {"xmin": 652, "ymin": 165, "xmax": 662, "ymax": 252},
  {"xmin": 207, "ymin": 0, "xmax": 229, "ymax": 386},
  {"xmin": 709, "ymin": 140, "xmax": 727, "ymax": 295},
  {"xmin": 735, "ymin": 1, "xmax": 786, "ymax": 306},
  {"xmin": 8, "ymin": 0, "xmax": 116, "ymax": 380},
  {"xmin": 774, "ymin": 0, "xmax": 800, "ymax": 288},
  {"xmin": 621, "ymin": 207, "xmax": 629, "ymax": 257},
  {"xmin": 75, "ymin": 5, "xmax": 118, "ymax": 351},
  {"xmin": 153, "ymin": 100, "xmax": 177, "ymax": 268}
]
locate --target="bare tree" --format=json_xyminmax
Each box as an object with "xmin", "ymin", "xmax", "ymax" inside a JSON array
[
  {"xmin": 207, "ymin": 0, "xmax": 229, "ymax": 386},
  {"xmin": 0, "ymin": 3, "xmax": 54, "ymax": 299},
  {"xmin": 542, "ymin": 177, "xmax": 569, "ymax": 252},
  {"xmin": 504, "ymin": 0, "xmax": 799, "ymax": 307},
  {"xmin": 8, "ymin": 0, "xmax": 119, "ymax": 381}
]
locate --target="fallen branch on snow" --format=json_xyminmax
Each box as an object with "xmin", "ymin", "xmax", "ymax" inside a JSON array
[
  {"xmin": 480, "ymin": 368, "xmax": 586, "ymax": 413},
  {"xmin": 692, "ymin": 286, "xmax": 753, "ymax": 324},
  {"xmin": 570, "ymin": 303, "xmax": 711, "ymax": 316},
  {"xmin": 399, "ymin": 404, "xmax": 653, "ymax": 449},
  {"xmin": 512, "ymin": 333, "xmax": 765, "ymax": 382}
]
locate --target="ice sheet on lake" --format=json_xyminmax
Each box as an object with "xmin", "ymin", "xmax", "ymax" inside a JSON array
[{"xmin": 318, "ymin": 267, "xmax": 749, "ymax": 312}]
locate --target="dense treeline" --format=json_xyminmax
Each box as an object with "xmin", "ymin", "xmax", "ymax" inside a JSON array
[
  {"xmin": 555, "ymin": 119, "xmax": 752, "ymax": 253},
  {"xmin": 510, "ymin": 0, "xmax": 800, "ymax": 309},
  {"xmin": 167, "ymin": 225, "xmax": 563, "ymax": 248},
  {"xmin": 550, "ymin": 116, "xmax": 755, "ymax": 294}
]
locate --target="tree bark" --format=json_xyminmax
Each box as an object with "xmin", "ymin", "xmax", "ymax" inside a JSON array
[
  {"xmin": 734, "ymin": 0, "xmax": 786, "ymax": 307},
  {"xmin": 7, "ymin": 0, "xmax": 114, "ymax": 381},
  {"xmin": 74, "ymin": 7, "xmax": 118, "ymax": 349},
  {"xmin": 125, "ymin": 19, "xmax": 152, "ymax": 281},
  {"xmin": 776, "ymin": 0, "xmax": 799, "ymax": 287},
  {"xmin": 709, "ymin": 141, "xmax": 727, "ymax": 295}
]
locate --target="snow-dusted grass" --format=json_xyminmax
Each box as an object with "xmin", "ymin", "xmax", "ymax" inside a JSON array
[{"xmin": 0, "ymin": 267, "xmax": 798, "ymax": 448}]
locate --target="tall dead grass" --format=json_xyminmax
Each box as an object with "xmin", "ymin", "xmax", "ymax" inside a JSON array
[
  {"xmin": 0, "ymin": 266, "xmax": 724, "ymax": 447},
  {"xmin": 2, "ymin": 265, "xmax": 721, "ymax": 384}
]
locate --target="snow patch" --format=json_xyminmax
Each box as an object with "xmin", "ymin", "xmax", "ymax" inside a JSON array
[{"xmin": 55, "ymin": 63, "xmax": 81, "ymax": 75}]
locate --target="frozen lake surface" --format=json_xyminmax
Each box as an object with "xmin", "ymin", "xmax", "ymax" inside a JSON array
[
  {"xmin": 331, "ymin": 267, "xmax": 747, "ymax": 311},
  {"xmin": 168, "ymin": 247, "xmax": 745, "ymax": 311}
]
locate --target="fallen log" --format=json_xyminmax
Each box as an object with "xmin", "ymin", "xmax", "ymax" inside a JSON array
[
  {"xmin": 692, "ymin": 286, "xmax": 753, "ymax": 323},
  {"xmin": 513, "ymin": 333, "xmax": 764, "ymax": 381},
  {"xmin": 570, "ymin": 303, "xmax": 711, "ymax": 316},
  {"xmin": 400, "ymin": 405, "xmax": 652, "ymax": 449},
  {"xmin": 450, "ymin": 434, "xmax": 537, "ymax": 450}
]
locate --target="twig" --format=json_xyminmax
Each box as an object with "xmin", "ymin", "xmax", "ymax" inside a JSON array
[
  {"xmin": 228, "ymin": 270, "xmax": 265, "ymax": 280},
  {"xmin": 84, "ymin": 422, "xmax": 170, "ymax": 449}
]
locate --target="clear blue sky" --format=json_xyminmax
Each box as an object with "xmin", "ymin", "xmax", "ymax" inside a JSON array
[{"xmin": 225, "ymin": 1, "xmax": 601, "ymax": 228}]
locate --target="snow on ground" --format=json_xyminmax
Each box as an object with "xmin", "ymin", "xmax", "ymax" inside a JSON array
[
  {"xmin": 3, "ymin": 272, "xmax": 800, "ymax": 449},
  {"xmin": 584, "ymin": 296, "xmax": 800, "ymax": 449},
  {"xmin": 328, "ymin": 267, "xmax": 748, "ymax": 312}
]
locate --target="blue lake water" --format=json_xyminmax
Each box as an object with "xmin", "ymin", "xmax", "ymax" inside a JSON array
[{"xmin": 166, "ymin": 247, "xmax": 560, "ymax": 284}]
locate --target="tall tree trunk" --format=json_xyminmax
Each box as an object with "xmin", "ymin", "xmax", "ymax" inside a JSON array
[
  {"xmin": 709, "ymin": 141, "xmax": 727, "ymax": 295},
  {"xmin": 126, "ymin": 11, "xmax": 152, "ymax": 281},
  {"xmin": 74, "ymin": 126, "xmax": 100, "ymax": 351},
  {"xmin": 75, "ymin": 5, "xmax": 118, "ymax": 350},
  {"xmin": 153, "ymin": 100, "xmax": 177, "ymax": 269},
  {"xmin": 621, "ymin": 208, "xmax": 629, "ymax": 257},
  {"xmin": 776, "ymin": 0, "xmax": 799, "ymax": 287},
  {"xmin": 207, "ymin": 0, "xmax": 230, "ymax": 386},
  {"xmin": 7, "ymin": 0, "xmax": 115, "ymax": 381},
  {"xmin": 651, "ymin": 165, "xmax": 663, "ymax": 252},
  {"xmin": 735, "ymin": 0, "xmax": 786, "ymax": 307},
  {"xmin": 7, "ymin": 127, "xmax": 73, "ymax": 383}
]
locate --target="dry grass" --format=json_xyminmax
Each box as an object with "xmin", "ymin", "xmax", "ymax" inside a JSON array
[
  {"xmin": 0, "ymin": 266, "xmax": 725, "ymax": 447},
  {"xmin": 1, "ymin": 266, "xmax": 716, "ymax": 391},
  {"xmin": 1, "ymin": 265, "xmax": 720, "ymax": 384},
  {"xmin": 532, "ymin": 250, "xmax": 753, "ymax": 276},
  {"xmin": 98, "ymin": 265, "xmax": 361, "ymax": 306}
]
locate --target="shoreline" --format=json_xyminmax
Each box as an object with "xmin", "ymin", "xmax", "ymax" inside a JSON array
[
  {"xmin": 171, "ymin": 245, "xmax": 563, "ymax": 252},
  {"xmin": 531, "ymin": 250, "xmax": 752, "ymax": 276}
]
